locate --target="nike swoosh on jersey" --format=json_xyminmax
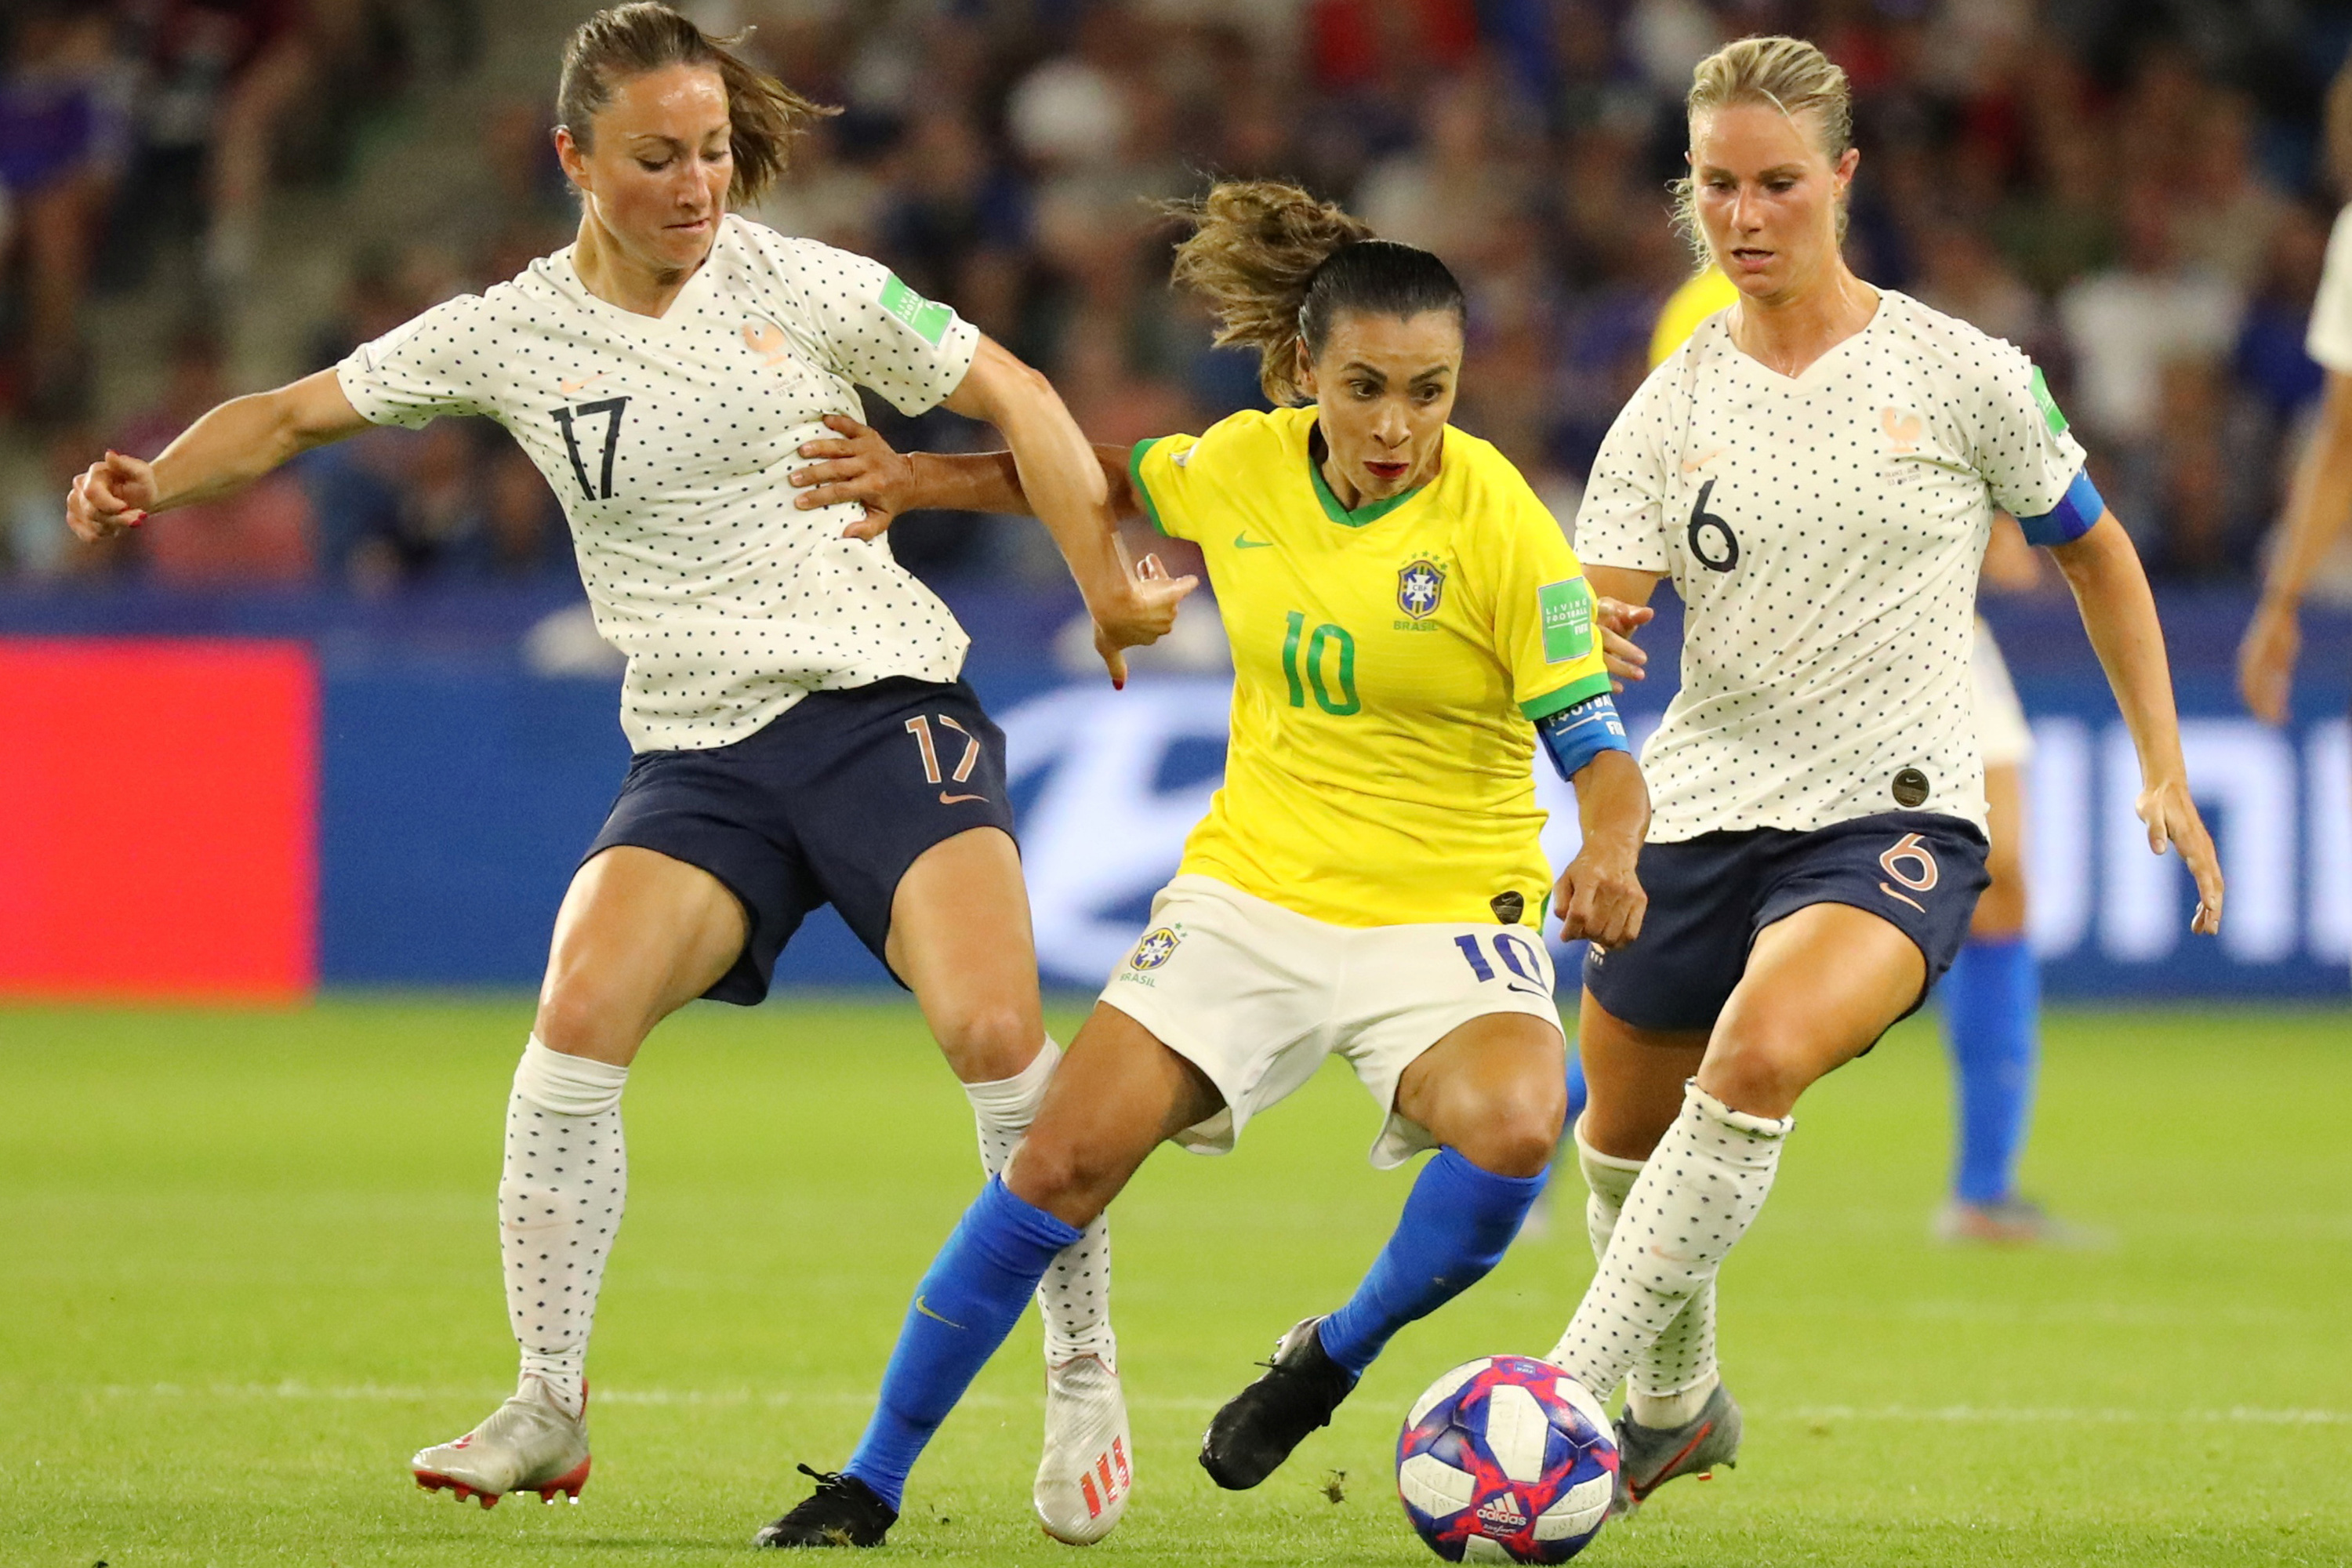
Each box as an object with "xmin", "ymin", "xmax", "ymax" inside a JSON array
[
  {"xmin": 1679, "ymin": 446, "xmax": 1726, "ymax": 474},
  {"xmin": 938, "ymin": 791, "xmax": 985, "ymax": 804},
  {"xmin": 1232, "ymin": 532, "xmax": 1274, "ymax": 548},
  {"xmin": 559, "ymin": 371, "xmax": 609, "ymax": 396},
  {"xmin": 914, "ymin": 1295, "xmax": 967, "ymax": 1330}
]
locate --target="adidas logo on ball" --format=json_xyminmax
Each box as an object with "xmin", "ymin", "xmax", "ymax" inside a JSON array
[{"xmin": 1476, "ymin": 1494, "xmax": 1529, "ymax": 1531}]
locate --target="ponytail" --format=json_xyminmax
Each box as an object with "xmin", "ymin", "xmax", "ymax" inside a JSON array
[{"xmin": 1163, "ymin": 181, "xmax": 1461, "ymax": 405}]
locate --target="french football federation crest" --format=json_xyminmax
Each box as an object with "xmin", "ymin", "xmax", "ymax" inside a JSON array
[
  {"xmin": 1398, "ymin": 558, "xmax": 1446, "ymax": 620},
  {"xmin": 1129, "ymin": 927, "xmax": 1181, "ymax": 970}
]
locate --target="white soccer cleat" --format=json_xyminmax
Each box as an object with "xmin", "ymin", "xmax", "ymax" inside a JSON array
[
  {"xmin": 411, "ymin": 1376, "xmax": 591, "ymax": 1508},
  {"xmin": 1034, "ymin": 1350, "xmax": 1133, "ymax": 1544}
]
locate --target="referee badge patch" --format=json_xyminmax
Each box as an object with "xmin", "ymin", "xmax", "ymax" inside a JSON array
[
  {"xmin": 1397, "ymin": 559, "xmax": 1446, "ymax": 620},
  {"xmin": 1539, "ymin": 579, "xmax": 1595, "ymax": 662}
]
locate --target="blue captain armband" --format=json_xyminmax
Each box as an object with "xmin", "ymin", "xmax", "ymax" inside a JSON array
[
  {"xmin": 2015, "ymin": 467, "xmax": 2105, "ymax": 546},
  {"xmin": 1537, "ymin": 693, "xmax": 1631, "ymax": 781}
]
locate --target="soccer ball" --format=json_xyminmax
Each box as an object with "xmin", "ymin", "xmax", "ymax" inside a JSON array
[{"xmin": 1396, "ymin": 1356, "xmax": 1617, "ymax": 1563}]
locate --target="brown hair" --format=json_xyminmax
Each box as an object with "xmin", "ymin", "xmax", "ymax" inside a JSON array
[
  {"xmin": 1671, "ymin": 35, "xmax": 1854, "ymax": 266},
  {"xmin": 556, "ymin": 2, "xmax": 837, "ymax": 207},
  {"xmin": 1163, "ymin": 180, "xmax": 1462, "ymax": 405}
]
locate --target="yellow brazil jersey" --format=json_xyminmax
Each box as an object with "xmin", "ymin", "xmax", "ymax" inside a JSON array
[
  {"xmin": 1128, "ymin": 405, "xmax": 1613, "ymax": 931},
  {"xmin": 1649, "ymin": 266, "xmax": 1740, "ymax": 368}
]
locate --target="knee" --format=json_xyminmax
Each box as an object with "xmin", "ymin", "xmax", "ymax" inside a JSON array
[
  {"xmin": 534, "ymin": 978, "xmax": 647, "ymax": 1064},
  {"xmin": 1446, "ymin": 1074, "xmax": 1566, "ymax": 1180},
  {"xmin": 1004, "ymin": 1128, "xmax": 1113, "ymax": 1228},
  {"xmin": 1697, "ymin": 1023, "xmax": 1816, "ymax": 1119},
  {"xmin": 935, "ymin": 1000, "xmax": 1044, "ymax": 1083}
]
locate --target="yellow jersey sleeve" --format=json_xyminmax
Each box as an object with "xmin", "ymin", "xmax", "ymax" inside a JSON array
[
  {"xmin": 1128, "ymin": 432, "xmax": 1205, "ymax": 541},
  {"xmin": 1482, "ymin": 486, "xmax": 1614, "ymax": 722},
  {"xmin": 1649, "ymin": 266, "xmax": 1741, "ymax": 367}
]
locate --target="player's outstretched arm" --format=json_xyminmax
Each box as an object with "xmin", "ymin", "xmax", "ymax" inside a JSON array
[
  {"xmin": 944, "ymin": 336, "xmax": 1194, "ymax": 685},
  {"xmin": 2241, "ymin": 368, "xmax": 2352, "ymax": 724},
  {"xmin": 1555, "ymin": 749, "xmax": 1649, "ymax": 948},
  {"xmin": 2049, "ymin": 513, "xmax": 2224, "ymax": 935},
  {"xmin": 790, "ymin": 415, "xmax": 1141, "ymax": 532},
  {"xmin": 1584, "ymin": 564, "xmax": 1665, "ymax": 691},
  {"xmin": 65, "ymin": 369, "xmax": 371, "ymax": 543}
]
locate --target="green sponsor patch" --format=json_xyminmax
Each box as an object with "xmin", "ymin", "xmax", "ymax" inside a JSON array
[
  {"xmin": 880, "ymin": 274, "xmax": 953, "ymax": 347},
  {"xmin": 2030, "ymin": 365, "xmax": 2068, "ymax": 436},
  {"xmin": 1539, "ymin": 578, "xmax": 1595, "ymax": 664}
]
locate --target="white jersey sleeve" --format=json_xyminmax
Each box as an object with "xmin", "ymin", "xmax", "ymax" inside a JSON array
[
  {"xmin": 1570, "ymin": 367, "xmax": 1675, "ymax": 572},
  {"xmin": 745, "ymin": 231, "xmax": 980, "ymax": 416},
  {"xmin": 335, "ymin": 294, "xmax": 497, "ymax": 429},
  {"xmin": 2307, "ymin": 204, "xmax": 2352, "ymax": 375},
  {"xmin": 1966, "ymin": 334, "xmax": 2089, "ymax": 521}
]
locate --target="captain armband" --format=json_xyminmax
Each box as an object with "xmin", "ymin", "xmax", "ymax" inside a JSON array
[
  {"xmin": 1536, "ymin": 693, "xmax": 1631, "ymax": 782},
  {"xmin": 2015, "ymin": 467, "xmax": 2105, "ymax": 547}
]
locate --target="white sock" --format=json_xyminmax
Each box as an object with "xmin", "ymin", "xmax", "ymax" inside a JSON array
[
  {"xmin": 503, "ymin": 1036, "xmax": 629, "ymax": 1419},
  {"xmin": 1578, "ymin": 1127, "xmax": 1720, "ymax": 1428},
  {"xmin": 1551, "ymin": 1082, "xmax": 1789, "ymax": 1401},
  {"xmin": 964, "ymin": 1037, "xmax": 1116, "ymax": 1364}
]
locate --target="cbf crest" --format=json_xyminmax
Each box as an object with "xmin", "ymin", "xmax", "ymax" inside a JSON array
[
  {"xmin": 1129, "ymin": 926, "xmax": 1181, "ymax": 971},
  {"xmin": 1397, "ymin": 558, "xmax": 1446, "ymax": 621}
]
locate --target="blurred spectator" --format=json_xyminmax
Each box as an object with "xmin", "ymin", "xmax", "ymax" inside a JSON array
[
  {"xmin": 2058, "ymin": 180, "xmax": 2243, "ymax": 449},
  {"xmin": 2234, "ymin": 201, "xmax": 2332, "ymax": 422},
  {"xmin": 119, "ymin": 329, "xmax": 313, "ymax": 585},
  {"xmin": 0, "ymin": 5, "xmax": 131, "ymax": 417}
]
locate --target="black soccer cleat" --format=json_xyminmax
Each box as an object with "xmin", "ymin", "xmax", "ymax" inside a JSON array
[
  {"xmin": 754, "ymin": 1465, "xmax": 898, "ymax": 1549},
  {"xmin": 1199, "ymin": 1316, "xmax": 1360, "ymax": 1490}
]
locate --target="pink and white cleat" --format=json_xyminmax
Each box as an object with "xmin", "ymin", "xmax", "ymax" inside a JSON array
[
  {"xmin": 412, "ymin": 1376, "xmax": 591, "ymax": 1508},
  {"xmin": 1034, "ymin": 1349, "xmax": 1133, "ymax": 1544}
]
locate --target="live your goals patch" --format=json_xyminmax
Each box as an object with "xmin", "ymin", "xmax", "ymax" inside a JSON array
[
  {"xmin": 1540, "ymin": 579, "xmax": 1595, "ymax": 662},
  {"xmin": 880, "ymin": 274, "xmax": 953, "ymax": 347}
]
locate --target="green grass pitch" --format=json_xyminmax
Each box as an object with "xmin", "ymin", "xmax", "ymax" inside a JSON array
[{"xmin": 3, "ymin": 997, "xmax": 2347, "ymax": 1566}]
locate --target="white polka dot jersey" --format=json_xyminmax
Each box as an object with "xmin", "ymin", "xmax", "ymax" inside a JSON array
[
  {"xmin": 1573, "ymin": 289, "xmax": 2088, "ymax": 840},
  {"xmin": 334, "ymin": 214, "xmax": 982, "ymax": 751}
]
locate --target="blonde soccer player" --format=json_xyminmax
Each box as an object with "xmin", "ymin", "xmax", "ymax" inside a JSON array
[
  {"xmin": 1545, "ymin": 35, "xmax": 2224, "ymax": 1514},
  {"xmin": 756, "ymin": 180, "xmax": 1651, "ymax": 1547},
  {"xmin": 63, "ymin": 3, "xmax": 1192, "ymax": 1538}
]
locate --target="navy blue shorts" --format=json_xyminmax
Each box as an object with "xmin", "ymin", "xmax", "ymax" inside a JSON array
[
  {"xmin": 583, "ymin": 676, "xmax": 1016, "ymax": 1005},
  {"xmin": 1581, "ymin": 811, "xmax": 1989, "ymax": 1035}
]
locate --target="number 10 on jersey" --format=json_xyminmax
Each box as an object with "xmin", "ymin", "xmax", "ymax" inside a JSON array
[{"xmin": 1280, "ymin": 611, "xmax": 1360, "ymax": 716}]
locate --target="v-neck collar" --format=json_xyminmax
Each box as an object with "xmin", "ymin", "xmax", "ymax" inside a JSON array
[
  {"xmin": 1304, "ymin": 417, "xmax": 1432, "ymax": 527},
  {"xmin": 558, "ymin": 221, "xmax": 728, "ymax": 328},
  {"xmin": 1722, "ymin": 288, "xmax": 1887, "ymax": 388}
]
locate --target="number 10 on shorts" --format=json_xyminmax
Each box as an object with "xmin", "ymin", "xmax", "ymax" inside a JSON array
[{"xmin": 1455, "ymin": 931, "xmax": 1548, "ymax": 994}]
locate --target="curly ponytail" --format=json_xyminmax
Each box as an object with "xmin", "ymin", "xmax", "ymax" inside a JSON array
[
  {"xmin": 557, "ymin": 2, "xmax": 837, "ymax": 208},
  {"xmin": 1163, "ymin": 181, "xmax": 1462, "ymax": 405}
]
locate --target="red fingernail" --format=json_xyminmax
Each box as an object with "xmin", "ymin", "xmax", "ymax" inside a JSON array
[{"xmin": 126, "ymin": 511, "xmax": 147, "ymax": 526}]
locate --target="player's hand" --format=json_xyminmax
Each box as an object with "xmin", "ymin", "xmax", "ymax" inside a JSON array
[
  {"xmin": 66, "ymin": 450, "xmax": 157, "ymax": 542},
  {"xmin": 1089, "ymin": 554, "xmax": 1199, "ymax": 691},
  {"xmin": 1596, "ymin": 597, "xmax": 1652, "ymax": 691},
  {"xmin": 1554, "ymin": 840, "xmax": 1646, "ymax": 949},
  {"xmin": 2236, "ymin": 597, "xmax": 2298, "ymax": 726},
  {"xmin": 791, "ymin": 413, "xmax": 916, "ymax": 539},
  {"xmin": 2138, "ymin": 775, "xmax": 2223, "ymax": 936}
]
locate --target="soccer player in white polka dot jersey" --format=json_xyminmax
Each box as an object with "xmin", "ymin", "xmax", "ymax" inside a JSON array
[
  {"xmin": 62, "ymin": 2, "xmax": 1192, "ymax": 1539},
  {"xmin": 1548, "ymin": 35, "xmax": 2227, "ymax": 1513}
]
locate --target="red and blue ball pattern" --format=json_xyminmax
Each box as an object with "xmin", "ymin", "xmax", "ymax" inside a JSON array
[{"xmin": 1396, "ymin": 1356, "xmax": 1618, "ymax": 1563}]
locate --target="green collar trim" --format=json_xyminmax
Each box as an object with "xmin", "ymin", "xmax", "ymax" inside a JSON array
[{"xmin": 1306, "ymin": 444, "xmax": 1426, "ymax": 528}]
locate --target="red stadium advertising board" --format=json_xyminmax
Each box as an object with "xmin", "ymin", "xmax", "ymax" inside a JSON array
[{"xmin": 0, "ymin": 640, "xmax": 317, "ymax": 1001}]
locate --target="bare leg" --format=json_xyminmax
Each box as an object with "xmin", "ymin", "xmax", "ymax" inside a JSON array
[{"xmin": 1007, "ymin": 1002, "xmax": 1224, "ymax": 1225}]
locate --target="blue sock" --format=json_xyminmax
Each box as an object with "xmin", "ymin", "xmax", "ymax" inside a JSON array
[
  {"xmin": 844, "ymin": 1176, "xmax": 1081, "ymax": 1510},
  {"xmin": 1940, "ymin": 935, "xmax": 2040, "ymax": 1206},
  {"xmin": 1316, "ymin": 1148, "xmax": 1548, "ymax": 1377}
]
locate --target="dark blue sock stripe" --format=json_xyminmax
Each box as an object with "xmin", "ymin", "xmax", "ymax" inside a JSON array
[
  {"xmin": 1317, "ymin": 1148, "xmax": 1548, "ymax": 1377},
  {"xmin": 844, "ymin": 1177, "xmax": 1081, "ymax": 1510}
]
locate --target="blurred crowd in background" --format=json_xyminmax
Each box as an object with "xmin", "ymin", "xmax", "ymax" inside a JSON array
[{"xmin": 2, "ymin": 0, "xmax": 2350, "ymax": 599}]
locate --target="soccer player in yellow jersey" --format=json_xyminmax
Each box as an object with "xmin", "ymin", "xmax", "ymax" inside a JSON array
[{"xmin": 764, "ymin": 181, "xmax": 1651, "ymax": 1545}]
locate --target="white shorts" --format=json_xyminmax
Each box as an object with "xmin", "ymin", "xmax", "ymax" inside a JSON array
[
  {"xmin": 1099, "ymin": 875, "xmax": 1565, "ymax": 1169},
  {"xmin": 1972, "ymin": 619, "xmax": 2033, "ymax": 770}
]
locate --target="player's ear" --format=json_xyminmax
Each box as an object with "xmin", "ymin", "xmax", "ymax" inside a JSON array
[
  {"xmin": 554, "ymin": 125, "xmax": 591, "ymax": 194},
  {"xmin": 1294, "ymin": 337, "xmax": 1317, "ymax": 399}
]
